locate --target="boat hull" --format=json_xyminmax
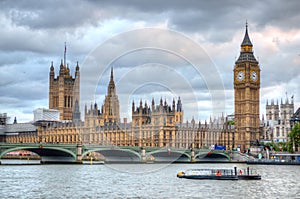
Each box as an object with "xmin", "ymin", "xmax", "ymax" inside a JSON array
[
  {"xmin": 238, "ymin": 175, "xmax": 261, "ymax": 180},
  {"xmin": 247, "ymin": 161, "xmax": 300, "ymax": 165},
  {"xmin": 177, "ymin": 175, "xmax": 238, "ymax": 180}
]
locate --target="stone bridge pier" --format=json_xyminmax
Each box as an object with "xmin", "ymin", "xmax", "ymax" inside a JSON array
[
  {"xmin": 76, "ymin": 144, "xmax": 82, "ymax": 163},
  {"xmin": 141, "ymin": 147, "xmax": 146, "ymax": 162},
  {"xmin": 191, "ymin": 149, "xmax": 195, "ymax": 162}
]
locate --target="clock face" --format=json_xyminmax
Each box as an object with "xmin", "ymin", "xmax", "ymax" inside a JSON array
[
  {"xmin": 237, "ymin": 71, "xmax": 245, "ymax": 82},
  {"xmin": 251, "ymin": 71, "xmax": 258, "ymax": 82}
]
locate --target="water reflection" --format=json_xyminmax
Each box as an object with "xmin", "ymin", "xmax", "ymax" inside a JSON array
[{"xmin": 0, "ymin": 163, "xmax": 299, "ymax": 198}]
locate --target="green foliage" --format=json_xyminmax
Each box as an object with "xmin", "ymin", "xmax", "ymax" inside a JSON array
[
  {"xmin": 264, "ymin": 142, "xmax": 292, "ymax": 152},
  {"xmin": 224, "ymin": 120, "xmax": 235, "ymax": 125},
  {"xmin": 289, "ymin": 123, "xmax": 300, "ymax": 144},
  {"xmin": 265, "ymin": 142, "xmax": 280, "ymax": 151},
  {"xmin": 228, "ymin": 120, "xmax": 235, "ymax": 125},
  {"xmin": 278, "ymin": 142, "xmax": 289, "ymax": 151},
  {"xmin": 286, "ymin": 142, "xmax": 293, "ymax": 153},
  {"xmin": 287, "ymin": 123, "xmax": 300, "ymax": 152}
]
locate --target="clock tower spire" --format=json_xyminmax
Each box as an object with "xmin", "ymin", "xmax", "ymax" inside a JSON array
[{"xmin": 233, "ymin": 23, "xmax": 260, "ymax": 151}]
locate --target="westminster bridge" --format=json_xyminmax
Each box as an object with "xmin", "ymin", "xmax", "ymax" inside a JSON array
[{"xmin": 0, "ymin": 143, "xmax": 232, "ymax": 164}]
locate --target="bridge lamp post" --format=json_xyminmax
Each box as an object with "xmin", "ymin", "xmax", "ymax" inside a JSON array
[
  {"xmin": 190, "ymin": 148, "xmax": 195, "ymax": 162},
  {"xmin": 231, "ymin": 125, "xmax": 235, "ymax": 150},
  {"xmin": 141, "ymin": 138, "xmax": 146, "ymax": 162},
  {"xmin": 141, "ymin": 138, "xmax": 145, "ymax": 149}
]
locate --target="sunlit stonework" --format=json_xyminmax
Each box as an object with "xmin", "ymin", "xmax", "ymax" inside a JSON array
[{"xmin": 234, "ymin": 23, "xmax": 260, "ymax": 151}]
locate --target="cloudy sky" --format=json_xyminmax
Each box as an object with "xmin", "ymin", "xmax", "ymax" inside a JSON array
[{"xmin": 0, "ymin": 0, "xmax": 299, "ymax": 123}]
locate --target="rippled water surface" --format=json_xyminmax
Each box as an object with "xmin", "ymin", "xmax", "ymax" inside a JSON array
[{"xmin": 1, "ymin": 162, "xmax": 299, "ymax": 198}]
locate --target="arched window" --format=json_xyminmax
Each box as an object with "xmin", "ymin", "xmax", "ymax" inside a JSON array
[
  {"xmin": 64, "ymin": 96, "xmax": 67, "ymax": 107},
  {"xmin": 283, "ymin": 110, "xmax": 287, "ymax": 119}
]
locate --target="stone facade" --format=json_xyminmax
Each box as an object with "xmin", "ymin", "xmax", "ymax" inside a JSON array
[
  {"xmin": 5, "ymin": 115, "xmax": 234, "ymax": 150},
  {"xmin": 5, "ymin": 66, "xmax": 235, "ymax": 149}
]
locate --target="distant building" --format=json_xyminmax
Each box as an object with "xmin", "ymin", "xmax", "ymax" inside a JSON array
[
  {"xmin": 4, "ymin": 123, "xmax": 37, "ymax": 136},
  {"xmin": 291, "ymin": 107, "xmax": 300, "ymax": 128},
  {"xmin": 33, "ymin": 108, "xmax": 60, "ymax": 122},
  {"xmin": 0, "ymin": 113, "xmax": 37, "ymax": 143},
  {"xmin": 265, "ymin": 96, "xmax": 294, "ymax": 142},
  {"xmin": 0, "ymin": 113, "xmax": 8, "ymax": 142},
  {"xmin": 0, "ymin": 113, "xmax": 8, "ymax": 126}
]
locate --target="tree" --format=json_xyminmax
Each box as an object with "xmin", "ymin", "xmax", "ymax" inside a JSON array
[
  {"xmin": 288, "ymin": 123, "xmax": 300, "ymax": 152},
  {"xmin": 224, "ymin": 120, "xmax": 235, "ymax": 125},
  {"xmin": 265, "ymin": 142, "xmax": 280, "ymax": 151}
]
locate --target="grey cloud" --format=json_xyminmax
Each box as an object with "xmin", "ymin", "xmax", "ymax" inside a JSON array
[
  {"xmin": 253, "ymin": 0, "xmax": 300, "ymax": 30},
  {"xmin": 0, "ymin": 80, "xmax": 47, "ymax": 101},
  {"xmin": 0, "ymin": 0, "xmax": 299, "ymax": 122},
  {"xmin": 2, "ymin": 0, "xmax": 100, "ymax": 29},
  {"xmin": 2, "ymin": 0, "xmax": 300, "ymax": 32}
]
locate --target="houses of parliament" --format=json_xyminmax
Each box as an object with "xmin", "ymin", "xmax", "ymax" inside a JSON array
[{"xmin": 3, "ymin": 25, "xmax": 263, "ymax": 152}]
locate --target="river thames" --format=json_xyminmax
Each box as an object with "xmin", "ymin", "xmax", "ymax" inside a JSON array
[{"xmin": 0, "ymin": 162, "xmax": 299, "ymax": 198}]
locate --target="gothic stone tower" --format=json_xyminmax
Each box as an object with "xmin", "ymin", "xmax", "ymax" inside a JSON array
[
  {"xmin": 49, "ymin": 45, "xmax": 80, "ymax": 121},
  {"xmin": 278, "ymin": 97, "xmax": 294, "ymax": 141},
  {"xmin": 266, "ymin": 99, "xmax": 279, "ymax": 121},
  {"xmin": 175, "ymin": 97, "xmax": 183, "ymax": 124},
  {"xmin": 234, "ymin": 24, "xmax": 260, "ymax": 151},
  {"xmin": 102, "ymin": 68, "xmax": 120, "ymax": 123}
]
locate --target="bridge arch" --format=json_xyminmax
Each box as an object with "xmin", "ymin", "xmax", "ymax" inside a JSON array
[
  {"xmin": 195, "ymin": 151, "xmax": 230, "ymax": 160},
  {"xmin": 0, "ymin": 146, "xmax": 77, "ymax": 160},
  {"xmin": 148, "ymin": 150, "xmax": 191, "ymax": 162},
  {"xmin": 83, "ymin": 148, "xmax": 141, "ymax": 162}
]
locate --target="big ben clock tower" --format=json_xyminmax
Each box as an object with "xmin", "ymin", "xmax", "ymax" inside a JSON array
[{"xmin": 234, "ymin": 23, "xmax": 260, "ymax": 151}]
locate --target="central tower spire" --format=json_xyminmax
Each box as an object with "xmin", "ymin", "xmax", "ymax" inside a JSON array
[
  {"xmin": 110, "ymin": 67, "xmax": 114, "ymax": 82},
  {"xmin": 108, "ymin": 67, "xmax": 116, "ymax": 96},
  {"xmin": 102, "ymin": 67, "xmax": 120, "ymax": 123},
  {"xmin": 241, "ymin": 21, "xmax": 253, "ymax": 49},
  {"xmin": 64, "ymin": 42, "xmax": 67, "ymax": 66},
  {"xmin": 236, "ymin": 22, "xmax": 257, "ymax": 63}
]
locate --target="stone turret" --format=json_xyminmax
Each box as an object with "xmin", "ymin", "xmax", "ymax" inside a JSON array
[{"xmin": 132, "ymin": 97, "xmax": 184, "ymax": 127}]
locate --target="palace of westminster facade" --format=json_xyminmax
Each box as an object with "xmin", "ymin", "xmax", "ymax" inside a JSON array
[{"xmin": 5, "ymin": 25, "xmax": 295, "ymax": 152}]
